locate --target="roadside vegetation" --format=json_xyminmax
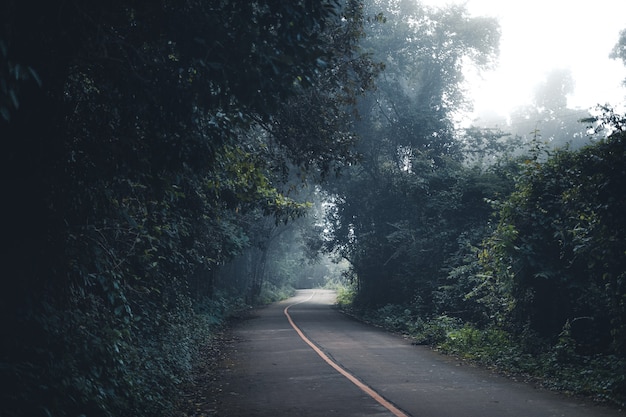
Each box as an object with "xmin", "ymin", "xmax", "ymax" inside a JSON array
[
  {"xmin": 2, "ymin": 1, "xmax": 378, "ymax": 416},
  {"xmin": 339, "ymin": 287, "xmax": 626, "ymax": 406},
  {"xmin": 333, "ymin": 112, "xmax": 626, "ymax": 406}
]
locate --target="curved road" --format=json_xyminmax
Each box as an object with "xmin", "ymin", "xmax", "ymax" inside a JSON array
[{"xmin": 214, "ymin": 289, "xmax": 623, "ymax": 417}]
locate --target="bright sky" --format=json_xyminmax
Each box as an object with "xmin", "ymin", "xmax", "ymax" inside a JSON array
[{"xmin": 423, "ymin": 0, "xmax": 626, "ymax": 117}]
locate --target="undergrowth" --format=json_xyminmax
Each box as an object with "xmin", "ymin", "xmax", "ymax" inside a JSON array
[
  {"xmin": 337, "ymin": 300, "xmax": 626, "ymax": 408},
  {"xmin": 258, "ymin": 282, "xmax": 297, "ymax": 305},
  {"xmin": 335, "ymin": 284, "xmax": 357, "ymax": 308}
]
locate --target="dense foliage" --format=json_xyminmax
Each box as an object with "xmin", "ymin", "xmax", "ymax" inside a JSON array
[
  {"xmin": 478, "ymin": 116, "xmax": 626, "ymax": 352},
  {"xmin": 1, "ymin": 1, "xmax": 379, "ymax": 416},
  {"xmin": 324, "ymin": 0, "xmax": 504, "ymax": 310},
  {"xmin": 333, "ymin": 111, "xmax": 626, "ymax": 405}
]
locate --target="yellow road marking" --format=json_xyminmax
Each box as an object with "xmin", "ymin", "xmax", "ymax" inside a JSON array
[{"xmin": 284, "ymin": 292, "xmax": 410, "ymax": 417}]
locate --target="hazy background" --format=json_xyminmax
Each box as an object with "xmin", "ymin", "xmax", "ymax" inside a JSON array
[{"xmin": 422, "ymin": 0, "xmax": 626, "ymax": 119}]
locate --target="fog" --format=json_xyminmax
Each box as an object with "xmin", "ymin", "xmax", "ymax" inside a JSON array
[{"xmin": 422, "ymin": 0, "xmax": 626, "ymax": 118}]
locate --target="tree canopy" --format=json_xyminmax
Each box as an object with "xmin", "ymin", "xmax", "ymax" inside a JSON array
[
  {"xmin": 1, "ymin": 1, "xmax": 380, "ymax": 416},
  {"xmin": 323, "ymin": 0, "xmax": 503, "ymax": 308}
]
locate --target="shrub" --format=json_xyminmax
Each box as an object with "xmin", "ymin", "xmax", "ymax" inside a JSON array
[
  {"xmin": 411, "ymin": 315, "xmax": 463, "ymax": 345},
  {"xmin": 335, "ymin": 285, "xmax": 357, "ymax": 308}
]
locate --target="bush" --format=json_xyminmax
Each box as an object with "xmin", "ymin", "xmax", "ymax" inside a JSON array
[
  {"xmin": 335, "ymin": 285, "xmax": 357, "ymax": 308},
  {"xmin": 411, "ymin": 315, "xmax": 463, "ymax": 345},
  {"xmin": 258, "ymin": 282, "xmax": 296, "ymax": 305},
  {"xmin": 340, "ymin": 304, "xmax": 626, "ymax": 407}
]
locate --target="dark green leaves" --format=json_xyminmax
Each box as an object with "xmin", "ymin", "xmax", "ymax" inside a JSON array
[{"xmin": 1, "ymin": 1, "xmax": 378, "ymax": 416}]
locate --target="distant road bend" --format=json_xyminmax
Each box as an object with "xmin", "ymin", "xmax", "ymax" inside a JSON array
[{"xmin": 215, "ymin": 289, "xmax": 623, "ymax": 417}]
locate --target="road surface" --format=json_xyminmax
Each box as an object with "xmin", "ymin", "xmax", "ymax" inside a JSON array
[{"xmin": 213, "ymin": 289, "xmax": 623, "ymax": 417}]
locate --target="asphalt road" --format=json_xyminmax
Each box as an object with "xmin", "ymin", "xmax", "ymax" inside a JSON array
[{"xmin": 214, "ymin": 289, "xmax": 623, "ymax": 417}]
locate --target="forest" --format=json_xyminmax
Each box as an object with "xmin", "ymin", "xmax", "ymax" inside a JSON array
[{"xmin": 1, "ymin": 0, "xmax": 625, "ymax": 416}]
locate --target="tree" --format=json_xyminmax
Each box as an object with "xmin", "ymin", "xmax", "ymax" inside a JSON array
[
  {"xmin": 476, "ymin": 110, "xmax": 626, "ymax": 355},
  {"xmin": 323, "ymin": 0, "xmax": 501, "ymax": 310},
  {"xmin": 0, "ymin": 1, "xmax": 379, "ymax": 416}
]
